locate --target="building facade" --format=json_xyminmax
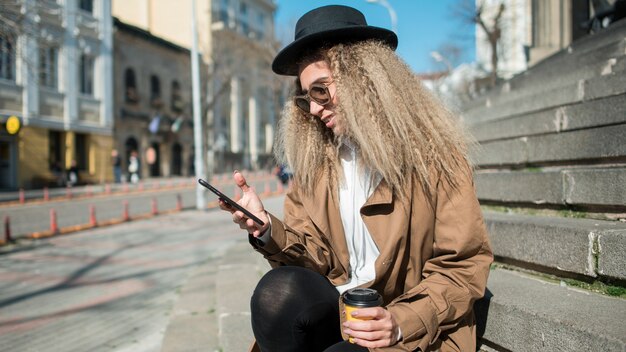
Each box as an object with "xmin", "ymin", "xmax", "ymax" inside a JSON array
[
  {"xmin": 0, "ymin": 0, "xmax": 114, "ymax": 190},
  {"xmin": 475, "ymin": 0, "xmax": 617, "ymax": 78},
  {"xmin": 113, "ymin": 19, "xmax": 197, "ymax": 181},
  {"xmin": 112, "ymin": 0, "xmax": 279, "ymax": 173}
]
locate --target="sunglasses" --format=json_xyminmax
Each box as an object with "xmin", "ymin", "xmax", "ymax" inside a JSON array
[{"xmin": 293, "ymin": 81, "xmax": 334, "ymax": 114}]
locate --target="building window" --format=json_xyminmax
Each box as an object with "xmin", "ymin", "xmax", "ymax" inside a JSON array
[
  {"xmin": 39, "ymin": 46, "xmax": 59, "ymax": 89},
  {"xmin": 150, "ymin": 75, "xmax": 162, "ymax": 107},
  {"xmin": 219, "ymin": 0, "xmax": 229, "ymax": 23},
  {"xmin": 75, "ymin": 133, "xmax": 88, "ymax": 171},
  {"xmin": 80, "ymin": 54, "xmax": 94, "ymax": 95},
  {"xmin": 256, "ymin": 12, "xmax": 265, "ymax": 40},
  {"xmin": 124, "ymin": 68, "xmax": 138, "ymax": 103},
  {"xmin": 0, "ymin": 34, "xmax": 16, "ymax": 81},
  {"xmin": 49, "ymin": 130, "xmax": 63, "ymax": 170},
  {"xmin": 171, "ymin": 80, "xmax": 183, "ymax": 112},
  {"xmin": 239, "ymin": 2, "xmax": 249, "ymax": 35},
  {"xmin": 79, "ymin": 0, "xmax": 94, "ymax": 14}
]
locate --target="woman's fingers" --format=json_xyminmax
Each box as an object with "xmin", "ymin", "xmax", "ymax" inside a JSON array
[{"xmin": 343, "ymin": 307, "xmax": 399, "ymax": 348}]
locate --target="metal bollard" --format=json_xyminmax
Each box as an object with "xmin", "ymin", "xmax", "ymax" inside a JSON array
[{"xmin": 151, "ymin": 198, "xmax": 158, "ymax": 215}]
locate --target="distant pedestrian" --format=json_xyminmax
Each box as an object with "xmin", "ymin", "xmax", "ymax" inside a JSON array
[
  {"xmin": 274, "ymin": 164, "xmax": 292, "ymax": 186},
  {"xmin": 128, "ymin": 151, "xmax": 140, "ymax": 184},
  {"xmin": 111, "ymin": 149, "xmax": 122, "ymax": 183},
  {"xmin": 66, "ymin": 160, "xmax": 79, "ymax": 187},
  {"xmin": 51, "ymin": 161, "xmax": 64, "ymax": 187}
]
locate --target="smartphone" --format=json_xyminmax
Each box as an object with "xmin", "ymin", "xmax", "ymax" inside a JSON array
[{"xmin": 198, "ymin": 178, "xmax": 265, "ymax": 226}]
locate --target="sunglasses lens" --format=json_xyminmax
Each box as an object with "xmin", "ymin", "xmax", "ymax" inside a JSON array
[
  {"xmin": 295, "ymin": 98, "xmax": 310, "ymax": 113},
  {"xmin": 309, "ymin": 85, "xmax": 329, "ymax": 104}
]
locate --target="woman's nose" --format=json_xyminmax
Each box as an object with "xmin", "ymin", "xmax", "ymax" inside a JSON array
[{"xmin": 310, "ymin": 100, "xmax": 324, "ymax": 116}]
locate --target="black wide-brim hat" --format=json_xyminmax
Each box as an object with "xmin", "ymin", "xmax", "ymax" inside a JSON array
[{"xmin": 272, "ymin": 5, "xmax": 398, "ymax": 76}]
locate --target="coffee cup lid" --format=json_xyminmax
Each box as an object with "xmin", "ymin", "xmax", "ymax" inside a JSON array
[{"xmin": 342, "ymin": 288, "xmax": 382, "ymax": 307}]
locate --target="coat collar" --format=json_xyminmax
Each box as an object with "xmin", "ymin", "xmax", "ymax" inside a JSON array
[{"xmin": 301, "ymin": 171, "xmax": 396, "ymax": 275}]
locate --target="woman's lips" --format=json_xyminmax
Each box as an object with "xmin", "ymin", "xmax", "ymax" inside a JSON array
[{"xmin": 323, "ymin": 115, "xmax": 335, "ymax": 128}]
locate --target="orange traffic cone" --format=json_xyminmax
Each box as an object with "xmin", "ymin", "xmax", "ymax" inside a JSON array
[
  {"xmin": 50, "ymin": 209, "xmax": 59, "ymax": 234},
  {"xmin": 122, "ymin": 200, "xmax": 130, "ymax": 221},
  {"xmin": 264, "ymin": 182, "xmax": 271, "ymax": 196},
  {"xmin": 277, "ymin": 181, "xmax": 284, "ymax": 194},
  {"xmin": 176, "ymin": 194, "xmax": 183, "ymax": 211},
  {"xmin": 4, "ymin": 216, "xmax": 12, "ymax": 243},
  {"xmin": 89, "ymin": 205, "xmax": 97, "ymax": 227}
]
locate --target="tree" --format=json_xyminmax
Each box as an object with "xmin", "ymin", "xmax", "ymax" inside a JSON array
[{"xmin": 454, "ymin": 0, "xmax": 506, "ymax": 86}]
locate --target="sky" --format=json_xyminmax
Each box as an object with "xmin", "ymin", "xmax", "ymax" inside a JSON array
[{"xmin": 274, "ymin": 0, "xmax": 476, "ymax": 73}]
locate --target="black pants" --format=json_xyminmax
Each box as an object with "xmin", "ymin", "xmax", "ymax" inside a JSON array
[{"xmin": 251, "ymin": 266, "xmax": 368, "ymax": 352}]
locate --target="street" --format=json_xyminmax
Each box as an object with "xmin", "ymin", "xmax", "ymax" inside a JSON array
[
  {"xmin": 0, "ymin": 194, "xmax": 285, "ymax": 352},
  {"xmin": 0, "ymin": 173, "xmax": 282, "ymax": 240}
]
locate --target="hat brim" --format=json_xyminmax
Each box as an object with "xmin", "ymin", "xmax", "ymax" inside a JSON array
[{"xmin": 272, "ymin": 26, "xmax": 398, "ymax": 76}]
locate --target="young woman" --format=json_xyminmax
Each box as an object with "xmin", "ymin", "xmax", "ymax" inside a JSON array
[{"xmin": 220, "ymin": 5, "xmax": 493, "ymax": 352}]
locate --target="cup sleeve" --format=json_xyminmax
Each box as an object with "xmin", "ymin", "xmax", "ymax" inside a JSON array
[{"xmin": 338, "ymin": 294, "xmax": 349, "ymax": 341}]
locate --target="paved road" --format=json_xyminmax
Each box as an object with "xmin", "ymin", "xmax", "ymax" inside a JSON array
[
  {"xmin": 0, "ymin": 195, "xmax": 285, "ymax": 352},
  {"xmin": 1, "ymin": 173, "xmax": 284, "ymax": 240}
]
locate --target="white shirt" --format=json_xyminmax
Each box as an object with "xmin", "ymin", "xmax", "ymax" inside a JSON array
[
  {"xmin": 335, "ymin": 141, "xmax": 381, "ymax": 294},
  {"xmin": 257, "ymin": 142, "xmax": 381, "ymax": 293}
]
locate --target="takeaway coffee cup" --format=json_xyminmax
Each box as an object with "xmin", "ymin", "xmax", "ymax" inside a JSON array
[{"xmin": 342, "ymin": 288, "xmax": 383, "ymax": 343}]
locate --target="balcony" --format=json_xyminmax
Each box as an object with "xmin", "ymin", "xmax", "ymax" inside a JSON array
[
  {"xmin": 76, "ymin": 10, "xmax": 99, "ymax": 39},
  {"xmin": 39, "ymin": 87, "xmax": 64, "ymax": 119},
  {"xmin": 0, "ymin": 79, "xmax": 23, "ymax": 113},
  {"xmin": 78, "ymin": 95, "xmax": 100, "ymax": 123},
  {"xmin": 38, "ymin": 0, "xmax": 63, "ymax": 27}
]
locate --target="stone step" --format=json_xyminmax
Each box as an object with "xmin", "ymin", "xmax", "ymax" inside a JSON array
[
  {"xmin": 483, "ymin": 211, "xmax": 626, "ymax": 280},
  {"xmin": 468, "ymin": 93, "xmax": 626, "ymax": 143},
  {"xmin": 462, "ymin": 20, "xmax": 626, "ymax": 116},
  {"xmin": 507, "ymin": 38, "xmax": 626, "ymax": 92},
  {"xmin": 475, "ymin": 167, "xmax": 626, "ymax": 207},
  {"xmin": 473, "ymin": 123, "xmax": 626, "ymax": 167},
  {"xmin": 462, "ymin": 62, "xmax": 626, "ymax": 124},
  {"xmin": 476, "ymin": 267, "xmax": 626, "ymax": 351},
  {"xmin": 160, "ymin": 258, "xmax": 220, "ymax": 352},
  {"xmin": 509, "ymin": 20, "xmax": 626, "ymax": 90},
  {"xmin": 216, "ymin": 240, "xmax": 270, "ymax": 352}
]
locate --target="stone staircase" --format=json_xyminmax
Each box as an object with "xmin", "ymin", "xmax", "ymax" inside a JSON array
[{"xmin": 462, "ymin": 20, "xmax": 626, "ymax": 351}]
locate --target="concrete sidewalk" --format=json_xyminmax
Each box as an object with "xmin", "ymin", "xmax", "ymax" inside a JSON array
[{"xmin": 160, "ymin": 196, "xmax": 283, "ymax": 352}]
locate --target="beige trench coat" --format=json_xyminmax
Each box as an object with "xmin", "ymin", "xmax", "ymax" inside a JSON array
[{"xmin": 250, "ymin": 169, "xmax": 493, "ymax": 352}]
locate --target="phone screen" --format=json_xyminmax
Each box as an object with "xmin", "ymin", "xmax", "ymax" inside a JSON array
[{"xmin": 198, "ymin": 178, "xmax": 265, "ymax": 226}]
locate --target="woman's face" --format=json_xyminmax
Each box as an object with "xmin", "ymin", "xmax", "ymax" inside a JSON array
[{"xmin": 298, "ymin": 60, "xmax": 344, "ymax": 135}]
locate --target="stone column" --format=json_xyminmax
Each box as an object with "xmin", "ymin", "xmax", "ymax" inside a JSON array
[
  {"xmin": 98, "ymin": 0, "xmax": 113, "ymax": 129},
  {"xmin": 63, "ymin": 0, "xmax": 78, "ymax": 128},
  {"xmin": 20, "ymin": 0, "xmax": 39, "ymax": 125},
  {"xmin": 248, "ymin": 69, "xmax": 259, "ymax": 169},
  {"xmin": 229, "ymin": 76, "xmax": 240, "ymax": 153}
]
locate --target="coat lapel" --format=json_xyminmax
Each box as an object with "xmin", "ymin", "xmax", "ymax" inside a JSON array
[
  {"xmin": 301, "ymin": 176, "xmax": 350, "ymax": 273},
  {"xmin": 361, "ymin": 179, "xmax": 409, "ymax": 258}
]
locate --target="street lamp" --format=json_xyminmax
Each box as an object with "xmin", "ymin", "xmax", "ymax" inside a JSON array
[{"xmin": 365, "ymin": 0, "xmax": 397, "ymax": 34}]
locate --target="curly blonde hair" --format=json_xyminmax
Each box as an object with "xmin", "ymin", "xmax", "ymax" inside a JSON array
[{"xmin": 274, "ymin": 40, "xmax": 473, "ymax": 200}]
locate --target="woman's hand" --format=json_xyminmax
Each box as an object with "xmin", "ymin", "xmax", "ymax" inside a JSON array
[
  {"xmin": 342, "ymin": 307, "xmax": 401, "ymax": 348},
  {"xmin": 218, "ymin": 171, "xmax": 270, "ymax": 237}
]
